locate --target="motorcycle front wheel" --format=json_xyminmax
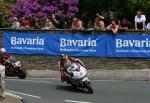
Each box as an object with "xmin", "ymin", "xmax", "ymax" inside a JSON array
[
  {"xmin": 84, "ymin": 81, "xmax": 94, "ymax": 94},
  {"xmin": 17, "ymin": 70, "xmax": 27, "ymax": 79}
]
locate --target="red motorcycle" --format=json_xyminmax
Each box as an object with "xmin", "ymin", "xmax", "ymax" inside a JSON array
[{"xmin": 5, "ymin": 56, "xmax": 26, "ymax": 79}]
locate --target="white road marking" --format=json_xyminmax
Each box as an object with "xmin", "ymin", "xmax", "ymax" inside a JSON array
[
  {"xmin": 92, "ymin": 79, "xmax": 120, "ymax": 82},
  {"xmin": 5, "ymin": 92, "xmax": 23, "ymax": 100},
  {"xmin": 30, "ymin": 77, "xmax": 59, "ymax": 80},
  {"xmin": 6, "ymin": 90, "xmax": 41, "ymax": 99},
  {"xmin": 6, "ymin": 79, "xmax": 52, "ymax": 84},
  {"xmin": 64, "ymin": 100, "xmax": 92, "ymax": 103}
]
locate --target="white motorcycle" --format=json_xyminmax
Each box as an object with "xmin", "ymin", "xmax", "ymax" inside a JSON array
[{"xmin": 60, "ymin": 62, "xmax": 94, "ymax": 94}]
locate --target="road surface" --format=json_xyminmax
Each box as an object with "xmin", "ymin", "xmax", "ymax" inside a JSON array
[{"xmin": 5, "ymin": 78, "xmax": 150, "ymax": 103}]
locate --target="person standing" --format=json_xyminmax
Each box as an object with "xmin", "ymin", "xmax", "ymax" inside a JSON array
[
  {"xmin": 0, "ymin": 65, "xmax": 5, "ymax": 100},
  {"xmin": 146, "ymin": 19, "xmax": 150, "ymax": 30},
  {"xmin": 135, "ymin": 10, "xmax": 146, "ymax": 30},
  {"xmin": 0, "ymin": 48, "xmax": 7, "ymax": 99}
]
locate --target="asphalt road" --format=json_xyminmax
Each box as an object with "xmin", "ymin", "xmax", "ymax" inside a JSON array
[{"xmin": 5, "ymin": 78, "xmax": 150, "ymax": 103}]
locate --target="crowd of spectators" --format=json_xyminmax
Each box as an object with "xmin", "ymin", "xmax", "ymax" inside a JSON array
[{"xmin": 7, "ymin": 10, "xmax": 150, "ymax": 34}]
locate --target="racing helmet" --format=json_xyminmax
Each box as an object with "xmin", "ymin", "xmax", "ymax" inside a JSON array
[
  {"xmin": 61, "ymin": 54, "xmax": 68, "ymax": 59},
  {"xmin": 0, "ymin": 48, "xmax": 6, "ymax": 53}
]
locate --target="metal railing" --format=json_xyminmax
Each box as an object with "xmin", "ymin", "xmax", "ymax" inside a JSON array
[{"xmin": 0, "ymin": 28, "xmax": 150, "ymax": 34}]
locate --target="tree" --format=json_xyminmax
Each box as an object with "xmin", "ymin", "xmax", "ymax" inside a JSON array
[{"xmin": 78, "ymin": 0, "xmax": 150, "ymax": 22}]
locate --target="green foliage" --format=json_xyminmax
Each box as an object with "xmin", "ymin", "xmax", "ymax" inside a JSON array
[
  {"xmin": 127, "ymin": 0, "xmax": 150, "ymax": 17},
  {"xmin": 0, "ymin": 1, "xmax": 14, "ymax": 6},
  {"xmin": 0, "ymin": 2, "xmax": 16, "ymax": 27},
  {"xmin": 78, "ymin": 0, "xmax": 150, "ymax": 22}
]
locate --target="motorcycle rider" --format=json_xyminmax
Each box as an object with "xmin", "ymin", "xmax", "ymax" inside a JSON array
[
  {"xmin": 59, "ymin": 54, "xmax": 85, "ymax": 82},
  {"xmin": 0, "ymin": 48, "xmax": 8, "ymax": 99}
]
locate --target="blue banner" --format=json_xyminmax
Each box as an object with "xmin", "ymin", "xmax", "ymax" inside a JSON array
[
  {"xmin": 3, "ymin": 32, "xmax": 106, "ymax": 56},
  {"xmin": 106, "ymin": 34, "xmax": 150, "ymax": 57},
  {"xmin": 4, "ymin": 32, "xmax": 150, "ymax": 57}
]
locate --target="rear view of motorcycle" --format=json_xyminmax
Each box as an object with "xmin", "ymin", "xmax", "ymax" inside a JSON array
[
  {"xmin": 5, "ymin": 56, "xmax": 26, "ymax": 79},
  {"xmin": 59, "ymin": 61, "xmax": 94, "ymax": 94}
]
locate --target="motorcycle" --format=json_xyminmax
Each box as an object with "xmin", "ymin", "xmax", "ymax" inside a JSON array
[
  {"xmin": 5, "ymin": 56, "xmax": 26, "ymax": 79},
  {"xmin": 59, "ymin": 62, "xmax": 94, "ymax": 94}
]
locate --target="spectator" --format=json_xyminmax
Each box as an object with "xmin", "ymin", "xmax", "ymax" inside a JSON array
[
  {"xmin": 106, "ymin": 19, "xmax": 119, "ymax": 34},
  {"xmin": 65, "ymin": 17, "xmax": 72, "ymax": 29},
  {"xmin": 11, "ymin": 17, "xmax": 20, "ymax": 29},
  {"xmin": 119, "ymin": 18, "xmax": 130, "ymax": 30},
  {"xmin": 43, "ymin": 18, "xmax": 55, "ymax": 30},
  {"xmin": 104, "ymin": 11, "xmax": 118, "ymax": 27},
  {"xmin": 94, "ymin": 16, "xmax": 105, "ymax": 30},
  {"xmin": 21, "ymin": 17, "xmax": 31, "ymax": 29},
  {"xmin": 135, "ymin": 10, "xmax": 146, "ymax": 30},
  {"xmin": 52, "ymin": 11, "xmax": 66, "ymax": 29},
  {"xmin": 97, "ymin": 11, "xmax": 118, "ymax": 27},
  {"xmin": 0, "ymin": 48, "xmax": 6, "ymax": 100},
  {"xmin": 96, "ymin": 13, "xmax": 104, "ymax": 20},
  {"xmin": 33, "ymin": 18, "xmax": 41, "ymax": 29},
  {"xmin": 0, "ymin": 20, "xmax": 2, "ymax": 28},
  {"xmin": 146, "ymin": 19, "xmax": 150, "ymax": 30},
  {"xmin": 0, "ymin": 66, "xmax": 5, "ymax": 100},
  {"xmin": 71, "ymin": 18, "xmax": 84, "ymax": 30},
  {"xmin": 81, "ymin": 13, "xmax": 90, "ymax": 28}
]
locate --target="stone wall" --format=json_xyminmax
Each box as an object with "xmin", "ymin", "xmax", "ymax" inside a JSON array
[{"xmin": 13, "ymin": 55, "xmax": 150, "ymax": 70}]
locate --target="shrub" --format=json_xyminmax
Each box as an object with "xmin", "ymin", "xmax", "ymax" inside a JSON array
[
  {"xmin": 0, "ymin": 2, "xmax": 16, "ymax": 27},
  {"xmin": 11, "ymin": 0, "xmax": 79, "ymax": 19}
]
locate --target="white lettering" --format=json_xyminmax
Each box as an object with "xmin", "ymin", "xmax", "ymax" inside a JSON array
[
  {"xmin": 116, "ymin": 38, "xmax": 150, "ymax": 48},
  {"xmin": 11, "ymin": 37, "xmax": 45, "ymax": 45},
  {"xmin": 60, "ymin": 38, "xmax": 97, "ymax": 47},
  {"xmin": 116, "ymin": 39, "xmax": 122, "ymax": 48}
]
